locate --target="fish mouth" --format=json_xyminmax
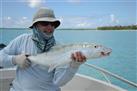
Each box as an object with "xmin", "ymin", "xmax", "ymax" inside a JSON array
[
  {"xmin": 100, "ymin": 49, "xmax": 112, "ymax": 56},
  {"xmin": 101, "ymin": 52, "xmax": 111, "ymax": 56}
]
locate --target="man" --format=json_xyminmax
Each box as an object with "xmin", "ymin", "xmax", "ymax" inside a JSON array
[{"xmin": 0, "ymin": 7, "xmax": 86, "ymax": 91}]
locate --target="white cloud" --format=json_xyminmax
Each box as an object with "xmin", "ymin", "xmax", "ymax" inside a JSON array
[
  {"xmin": 22, "ymin": 17, "xmax": 28, "ymax": 20},
  {"xmin": 110, "ymin": 14, "xmax": 119, "ymax": 24},
  {"xmin": 76, "ymin": 22, "xmax": 91, "ymax": 27},
  {"xmin": 59, "ymin": 16, "xmax": 94, "ymax": 28},
  {"xmin": 2, "ymin": 16, "xmax": 94, "ymax": 28},
  {"xmin": 58, "ymin": 17, "xmax": 64, "ymax": 23},
  {"xmin": 1, "ymin": 16, "xmax": 31, "ymax": 28},
  {"xmin": 21, "ymin": 0, "xmax": 44, "ymax": 8},
  {"xmin": 110, "ymin": 14, "xmax": 115, "ymax": 22},
  {"xmin": 15, "ymin": 17, "xmax": 31, "ymax": 28},
  {"xmin": 2, "ymin": 15, "xmax": 121, "ymax": 28},
  {"xmin": 1, "ymin": 17, "xmax": 16, "ymax": 28},
  {"xmin": 7, "ymin": 17, "xmax": 11, "ymax": 20}
]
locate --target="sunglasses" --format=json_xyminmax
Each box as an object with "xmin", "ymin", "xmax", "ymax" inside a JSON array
[{"xmin": 38, "ymin": 21, "xmax": 55, "ymax": 26}]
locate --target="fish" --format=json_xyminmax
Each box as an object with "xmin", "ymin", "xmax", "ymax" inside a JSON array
[{"xmin": 28, "ymin": 43, "xmax": 112, "ymax": 72}]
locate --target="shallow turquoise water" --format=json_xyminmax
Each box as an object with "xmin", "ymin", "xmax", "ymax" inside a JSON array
[{"xmin": 0, "ymin": 29, "xmax": 137, "ymax": 90}]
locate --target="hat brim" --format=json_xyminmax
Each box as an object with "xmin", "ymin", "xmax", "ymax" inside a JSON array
[{"xmin": 29, "ymin": 17, "xmax": 60, "ymax": 29}]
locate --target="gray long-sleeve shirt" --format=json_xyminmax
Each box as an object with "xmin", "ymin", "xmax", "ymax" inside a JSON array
[{"xmin": 0, "ymin": 33, "xmax": 80, "ymax": 91}]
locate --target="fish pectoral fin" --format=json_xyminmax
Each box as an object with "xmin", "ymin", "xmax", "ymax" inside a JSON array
[{"xmin": 48, "ymin": 64, "xmax": 58, "ymax": 72}]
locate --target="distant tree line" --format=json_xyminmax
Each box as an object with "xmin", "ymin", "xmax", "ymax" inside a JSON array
[{"xmin": 97, "ymin": 25, "xmax": 137, "ymax": 30}]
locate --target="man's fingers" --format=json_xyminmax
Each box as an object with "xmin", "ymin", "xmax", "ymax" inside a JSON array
[
  {"xmin": 76, "ymin": 52, "xmax": 82, "ymax": 62},
  {"xmin": 21, "ymin": 60, "xmax": 31, "ymax": 69},
  {"xmin": 71, "ymin": 53, "xmax": 76, "ymax": 61},
  {"xmin": 71, "ymin": 51, "xmax": 87, "ymax": 62},
  {"xmin": 81, "ymin": 55, "xmax": 86, "ymax": 62}
]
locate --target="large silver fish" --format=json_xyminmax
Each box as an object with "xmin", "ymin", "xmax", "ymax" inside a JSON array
[{"xmin": 28, "ymin": 43, "xmax": 112, "ymax": 72}]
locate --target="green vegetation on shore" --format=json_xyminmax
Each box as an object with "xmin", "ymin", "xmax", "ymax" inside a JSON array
[{"xmin": 97, "ymin": 25, "xmax": 137, "ymax": 30}]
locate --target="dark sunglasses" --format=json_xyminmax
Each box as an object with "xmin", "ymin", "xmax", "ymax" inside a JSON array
[{"xmin": 38, "ymin": 21, "xmax": 55, "ymax": 26}]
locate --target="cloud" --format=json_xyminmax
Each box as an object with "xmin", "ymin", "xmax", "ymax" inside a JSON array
[
  {"xmin": 1, "ymin": 14, "xmax": 101, "ymax": 28},
  {"xmin": 15, "ymin": 17, "xmax": 31, "ymax": 28},
  {"xmin": 58, "ymin": 16, "xmax": 94, "ymax": 28},
  {"xmin": 1, "ymin": 16, "xmax": 95, "ymax": 28},
  {"xmin": 110, "ymin": 14, "xmax": 119, "ymax": 24},
  {"xmin": 76, "ymin": 22, "xmax": 91, "ymax": 27},
  {"xmin": 7, "ymin": 17, "xmax": 11, "ymax": 20},
  {"xmin": 1, "ymin": 16, "xmax": 31, "ymax": 28},
  {"xmin": 110, "ymin": 14, "xmax": 115, "ymax": 22},
  {"xmin": 21, "ymin": 0, "xmax": 44, "ymax": 8},
  {"xmin": 22, "ymin": 17, "xmax": 28, "ymax": 20},
  {"xmin": 1, "ymin": 14, "xmax": 122, "ymax": 28},
  {"xmin": 1, "ymin": 17, "xmax": 15, "ymax": 28}
]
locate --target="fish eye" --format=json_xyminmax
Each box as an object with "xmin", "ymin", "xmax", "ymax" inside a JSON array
[{"xmin": 94, "ymin": 45, "xmax": 98, "ymax": 48}]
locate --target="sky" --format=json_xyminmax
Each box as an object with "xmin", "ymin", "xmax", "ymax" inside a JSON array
[{"xmin": 0, "ymin": 0, "xmax": 136, "ymax": 28}]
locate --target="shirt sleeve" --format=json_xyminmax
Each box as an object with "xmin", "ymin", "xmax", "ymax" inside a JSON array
[
  {"xmin": 53, "ymin": 61, "xmax": 82, "ymax": 87},
  {"xmin": 0, "ymin": 34, "xmax": 24, "ymax": 68}
]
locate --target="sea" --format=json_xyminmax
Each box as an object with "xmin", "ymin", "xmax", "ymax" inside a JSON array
[{"xmin": 0, "ymin": 28, "xmax": 137, "ymax": 91}]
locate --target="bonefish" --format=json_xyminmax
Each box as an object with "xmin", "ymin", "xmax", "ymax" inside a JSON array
[{"xmin": 28, "ymin": 43, "xmax": 112, "ymax": 72}]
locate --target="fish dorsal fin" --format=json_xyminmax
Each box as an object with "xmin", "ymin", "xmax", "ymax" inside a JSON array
[{"xmin": 50, "ymin": 43, "xmax": 75, "ymax": 52}]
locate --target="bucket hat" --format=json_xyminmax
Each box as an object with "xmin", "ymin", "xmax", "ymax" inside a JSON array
[{"xmin": 29, "ymin": 7, "xmax": 60, "ymax": 28}]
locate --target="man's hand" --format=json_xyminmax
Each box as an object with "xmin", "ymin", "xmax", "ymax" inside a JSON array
[
  {"xmin": 12, "ymin": 54, "xmax": 31, "ymax": 69},
  {"xmin": 70, "ymin": 51, "xmax": 86, "ymax": 67},
  {"xmin": 71, "ymin": 51, "xmax": 86, "ymax": 62}
]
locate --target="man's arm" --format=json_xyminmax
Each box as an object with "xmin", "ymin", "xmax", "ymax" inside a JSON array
[
  {"xmin": 0, "ymin": 38, "xmax": 19, "ymax": 68},
  {"xmin": 0, "ymin": 34, "xmax": 30, "ymax": 68}
]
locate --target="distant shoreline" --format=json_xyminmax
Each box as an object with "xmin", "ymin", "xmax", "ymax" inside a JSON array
[{"xmin": 0, "ymin": 26, "xmax": 137, "ymax": 31}]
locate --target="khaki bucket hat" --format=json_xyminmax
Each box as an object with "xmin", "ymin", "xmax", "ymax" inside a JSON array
[{"xmin": 29, "ymin": 7, "xmax": 60, "ymax": 28}]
